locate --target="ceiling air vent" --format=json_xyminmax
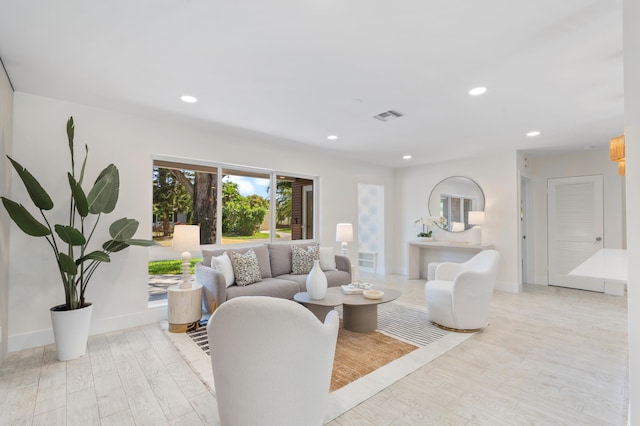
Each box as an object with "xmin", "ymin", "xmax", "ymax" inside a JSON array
[{"xmin": 373, "ymin": 110, "xmax": 404, "ymax": 122}]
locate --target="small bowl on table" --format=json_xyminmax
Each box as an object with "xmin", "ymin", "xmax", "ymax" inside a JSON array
[{"xmin": 362, "ymin": 289, "xmax": 384, "ymax": 300}]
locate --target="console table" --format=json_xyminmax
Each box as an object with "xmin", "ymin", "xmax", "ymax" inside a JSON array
[
  {"xmin": 569, "ymin": 248, "xmax": 627, "ymax": 296},
  {"xmin": 408, "ymin": 241, "xmax": 493, "ymax": 279}
]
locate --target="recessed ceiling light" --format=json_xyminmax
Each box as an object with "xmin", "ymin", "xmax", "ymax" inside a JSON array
[
  {"xmin": 469, "ymin": 87, "xmax": 487, "ymax": 96},
  {"xmin": 180, "ymin": 95, "xmax": 198, "ymax": 103},
  {"xmin": 527, "ymin": 131, "xmax": 541, "ymax": 137},
  {"xmin": 327, "ymin": 135, "xmax": 338, "ymax": 140},
  {"xmin": 403, "ymin": 155, "xmax": 412, "ymax": 160}
]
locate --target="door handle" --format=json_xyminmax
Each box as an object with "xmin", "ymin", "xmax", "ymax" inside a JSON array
[{"xmin": 594, "ymin": 237, "xmax": 602, "ymax": 243}]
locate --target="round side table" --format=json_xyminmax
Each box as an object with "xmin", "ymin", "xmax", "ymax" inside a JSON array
[{"xmin": 168, "ymin": 283, "xmax": 203, "ymax": 333}]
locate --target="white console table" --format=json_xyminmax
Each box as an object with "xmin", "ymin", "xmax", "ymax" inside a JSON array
[
  {"xmin": 408, "ymin": 241, "xmax": 493, "ymax": 279},
  {"xmin": 569, "ymin": 248, "xmax": 627, "ymax": 296}
]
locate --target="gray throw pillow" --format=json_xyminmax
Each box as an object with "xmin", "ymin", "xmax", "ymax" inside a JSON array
[
  {"xmin": 291, "ymin": 245, "xmax": 319, "ymax": 275},
  {"xmin": 230, "ymin": 249, "xmax": 262, "ymax": 286}
]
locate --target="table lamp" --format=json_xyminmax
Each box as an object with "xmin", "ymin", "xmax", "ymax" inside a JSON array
[
  {"xmin": 172, "ymin": 225, "xmax": 201, "ymax": 289},
  {"xmin": 468, "ymin": 211, "xmax": 485, "ymax": 245},
  {"xmin": 336, "ymin": 223, "xmax": 353, "ymax": 257}
]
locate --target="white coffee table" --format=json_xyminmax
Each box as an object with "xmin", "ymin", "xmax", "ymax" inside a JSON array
[{"xmin": 294, "ymin": 286, "xmax": 401, "ymax": 332}]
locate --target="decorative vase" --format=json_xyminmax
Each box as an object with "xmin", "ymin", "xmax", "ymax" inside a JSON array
[
  {"xmin": 50, "ymin": 303, "xmax": 93, "ymax": 361},
  {"xmin": 306, "ymin": 260, "xmax": 328, "ymax": 300}
]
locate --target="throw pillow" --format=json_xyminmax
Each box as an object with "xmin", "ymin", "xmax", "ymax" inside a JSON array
[
  {"xmin": 211, "ymin": 252, "xmax": 235, "ymax": 288},
  {"xmin": 319, "ymin": 247, "xmax": 337, "ymax": 271},
  {"xmin": 230, "ymin": 249, "xmax": 262, "ymax": 286},
  {"xmin": 291, "ymin": 244, "xmax": 319, "ymax": 275}
]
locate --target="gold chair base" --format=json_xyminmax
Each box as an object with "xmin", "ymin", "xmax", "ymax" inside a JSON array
[
  {"xmin": 169, "ymin": 321, "xmax": 200, "ymax": 333},
  {"xmin": 431, "ymin": 321, "xmax": 480, "ymax": 333}
]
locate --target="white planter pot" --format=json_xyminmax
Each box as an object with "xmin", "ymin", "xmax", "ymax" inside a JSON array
[
  {"xmin": 306, "ymin": 260, "xmax": 328, "ymax": 300},
  {"xmin": 417, "ymin": 237, "xmax": 433, "ymax": 242},
  {"xmin": 50, "ymin": 303, "xmax": 93, "ymax": 361}
]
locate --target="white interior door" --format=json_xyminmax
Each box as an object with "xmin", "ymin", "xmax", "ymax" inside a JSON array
[{"xmin": 548, "ymin": 175, "xmax": 604, "ymax": 291}]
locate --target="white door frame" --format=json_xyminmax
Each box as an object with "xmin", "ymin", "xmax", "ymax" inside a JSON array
[{"xmin": 520, "ymin": 176, "xmax": 534, "ymax": 286}]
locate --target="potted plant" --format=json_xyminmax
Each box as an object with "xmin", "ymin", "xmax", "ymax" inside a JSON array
[
  {"xmin": 415, "ymin": 216, "xmax": 447, "ymax": 241},
  {"xmin": 415, "ymin": 217, "xmax": 432, "ymax": 241},
  {"xmin": 1, "ymin": 117, "xmax": 155, "ymax": 361}
]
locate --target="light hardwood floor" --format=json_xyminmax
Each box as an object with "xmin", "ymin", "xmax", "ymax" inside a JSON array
[{"xmin": 0, "ymin": 277, "xmax": 629, "ymax": 425}]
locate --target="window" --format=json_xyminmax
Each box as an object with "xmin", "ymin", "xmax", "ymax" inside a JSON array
[
  {"xmin": 151, "ymin": 159, "xmax": 316, "ymax": 246},
  {"xmin": 440, "ymin": 194, "xmax": 475, "ymax": 231}
]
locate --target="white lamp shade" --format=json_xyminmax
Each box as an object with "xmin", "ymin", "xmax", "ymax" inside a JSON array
[
  {"xmin": 468, "ymin": 211, "xmax": 485, "ymax": 225},
  {"xmin": 172, "ymin": 225, "xmax": 201, "ymax": 252},
  {"xmin": 336, "ymin": 223, "xmax": 353, "ymax": 243}
]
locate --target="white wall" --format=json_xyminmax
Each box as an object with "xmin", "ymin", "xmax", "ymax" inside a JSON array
[
  {"xmin": 393, "ymin": 151, "xmax": 520, "ymax": 292},
  {"xmin": 0, "ymin": 63, "xmax": 14, "ymax": 364},
  {"xmin": 8, "ymin": 92, "xmax": 395, "ymax": 351},
  {"xmin": 528, "ymin": 150, "xmax": 625, "ymax": 285},
  {"xmin": 624, "ymin": 0, "xmax": 640, "ymax": 421}
]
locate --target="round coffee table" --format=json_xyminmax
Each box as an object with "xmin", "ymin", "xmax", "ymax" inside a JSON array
[{"xmin": 294, "ymin": 286, "xmax": 401, "ymax": 332}]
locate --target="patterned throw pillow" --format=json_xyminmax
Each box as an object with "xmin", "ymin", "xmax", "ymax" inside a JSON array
[
  {"xmin": 230, "ymin": 249, "xmax": 262, "ymax": 286},
  {"xmin": 291, "ymin": 245, "xmax": 319, "ymax": 275}
]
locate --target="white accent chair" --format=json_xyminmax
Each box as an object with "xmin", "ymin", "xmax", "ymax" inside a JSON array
[
  {"xmin": 425, "ymin": 250, "xmax": 500, "ymax": 332},
  {"xmin": 207, "ymin": 296, "xmax": 339, "ymax": 426}
]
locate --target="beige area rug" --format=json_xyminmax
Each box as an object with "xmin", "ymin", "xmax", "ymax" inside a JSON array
[{"xmin": 166, "ymin": 301, "xmax": 475, "ymax": 423}]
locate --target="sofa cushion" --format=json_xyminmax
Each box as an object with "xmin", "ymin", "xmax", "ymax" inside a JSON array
[
  {"xmin": 291, "ymin": 245, "xmax": 319, "ymax": 275},
  {"xmin": 225, "ymin": 278, "xmax": 301, "ymax": 300},
  {"xmin": 203, "ymin": 245, "xmax": 272, "ymax": 278},
  {"xmin": 323, "ymin": 270, "xmax": 351, "ymax": 287},
  {"xmin": 230, "ymin": 249, "xmax": 262, "ymax": 286},
  {"xmin": 268, "ymin": 243, "xmax": 317, "ymax": 277},
  {"xmin": 277, "ymin": 270, "xmax": 350, "ymax": 292},
  {"xmin": 211, "ymin": 252, "xmax": 235, "ymax": 287}
]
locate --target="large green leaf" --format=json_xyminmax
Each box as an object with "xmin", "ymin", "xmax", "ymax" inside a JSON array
[
  {"xmin": 103, "ymin": 240, "xmax": 129, "ymax": 252},
  {"xmin": 1, "ymin": 197, "xmax": 51, "ymax": 237},
  {"xmin": 67, "ymin": 173, "xmax": 88, "ymax": 217},
  {"xmin": 87, "ymin": 164, "xmax": 119, "ymax": 214},
  {"xmin": 7, "ymin": 156, "xmax": 53, "ymax": 211},
  {"xmin": 76, "ymin": 251, "xmax": 110, "ymax": 264},
  {"xmin": 54, "ymin": 225, "xmax": 86, "ymax": 246},
  {"xmin": 79, "ymin": 145, "xmax": 88, "ymax": 185},
  {"xmin": 109, "ymin": 217, "xmax": 139, "ymax": 241},
  {"xmin": 125, "ymin": 238, "xmax": 158, "ymax": 247},
  {"xmin": 58, "ymin": 253, "xmax": 78, "ymax": 275},
  {"xmin": 67, "ymin": 117, "xmax": 75, "ymax": 171}
]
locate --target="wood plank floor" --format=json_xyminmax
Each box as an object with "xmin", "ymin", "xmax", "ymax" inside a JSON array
[{"xmin": 0, "ymin": 277, "xmax": 629, "ymax": 425}]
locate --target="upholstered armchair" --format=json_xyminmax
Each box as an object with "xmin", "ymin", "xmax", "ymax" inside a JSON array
[
  {"xmin": 425, "ymin": 249, "xmax": 500, "ymax": 332},
  {"xmin": 207, "ymin": 296, "xmax": 339, "ymax": 426}
]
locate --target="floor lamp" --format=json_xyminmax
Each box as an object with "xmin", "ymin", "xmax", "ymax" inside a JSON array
[{"xmin": 336, "ymin": 223, "xmax": 353, "ymax": 257}]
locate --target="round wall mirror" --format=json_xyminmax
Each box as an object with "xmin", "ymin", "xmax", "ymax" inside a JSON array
[{"xmin": 428, "ymin": 176, "xmax": 485, "ymax": 232}]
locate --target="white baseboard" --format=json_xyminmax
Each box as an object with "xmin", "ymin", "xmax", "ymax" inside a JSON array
[
  {"xmin": 495, "ymin": 280, "xmax": 521, "ymax": 293},
  {"xmin": 8, "ymin": 305, "xmax": 168, "ymax": 353}
]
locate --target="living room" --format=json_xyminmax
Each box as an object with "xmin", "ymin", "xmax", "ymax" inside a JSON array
[{"xmin": 1, "ymin": 1, "xmax": 639, "ymax": 424}]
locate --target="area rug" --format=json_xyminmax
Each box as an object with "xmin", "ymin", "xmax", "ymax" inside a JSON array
[{"xmin": 166, "ymin": 300, "xmax": 476, "ymax": 423}]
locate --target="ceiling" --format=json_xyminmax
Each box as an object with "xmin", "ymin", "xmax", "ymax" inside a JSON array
[{"xmin": 0, "ymin": 0, "xmax": 624, "ymax": 168}]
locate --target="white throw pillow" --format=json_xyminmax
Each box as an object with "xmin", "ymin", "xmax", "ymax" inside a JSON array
[
  {"xmin": 211, "ymin": 252, "xmax": 235, "ymax": 288},
  {"xmin": 319, "ymin": 247, "xmax": 337, "ymax": 271}
]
